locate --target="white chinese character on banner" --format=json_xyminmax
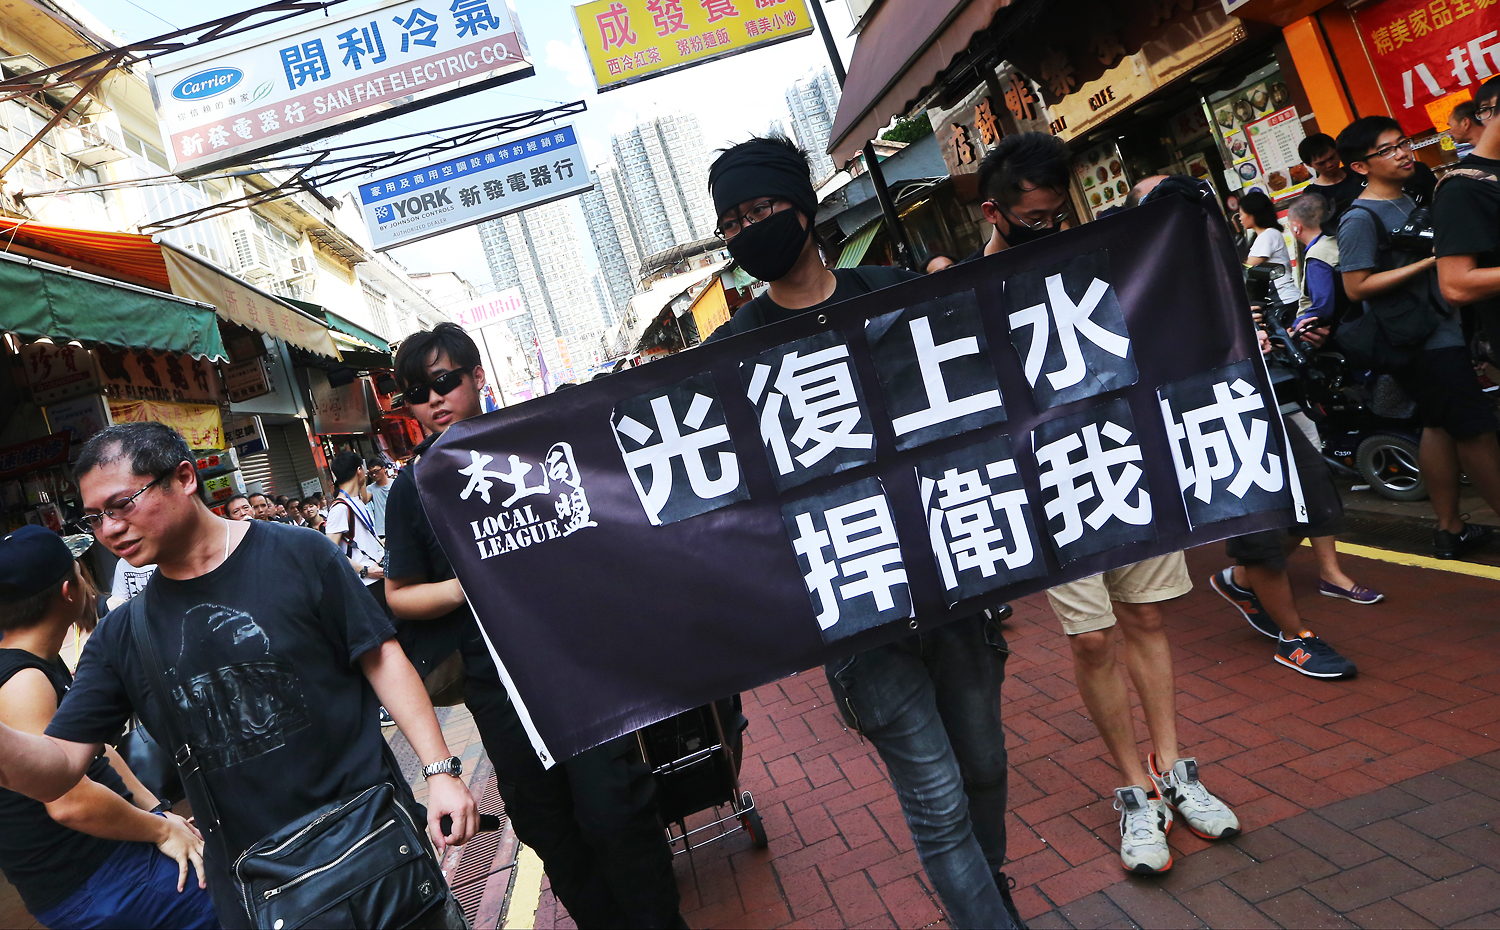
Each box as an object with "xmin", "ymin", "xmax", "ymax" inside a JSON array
[
  {"xmin": 1009, "ymin": 273, "xmax": 1130, "ymax": 392},
  {"xmin": 1035, "ymin": 417, "xmax": 1151, "ymax": 547},
  {"xmin": 457, "ymin": 450, "xmax": 550, "ymax": 507},
  {"xmin": 789, "ymin": 492, "xmax": 907, "ymax": 630},
  {"xmin": 206, "ymin": 125, "xmax": 228, "ymax": 148},
  {"xmin": 746, "ymin": 343, "xmax": 871, "ymax": 476},
  {"xmin": 1161, "ymin": 377, "xmax": 1283, "ymax": 504},
  {"xmin": 614, "ymin": 392, "xmax": 741, "ymax": 525},
  {"xmin": 890, "ymin": 317, "xmax": 1002, "ymax": 436},
  {"xmin": 924, "ymin": 461, "xmax": 1034, "ymax": 583},
  {"xmin": 232, "ymin": 118, "xmax": 254, "ymax": 140},
  {"xmin": 180, "ymin": 134, "xmax": 203, "ymax": 157}
]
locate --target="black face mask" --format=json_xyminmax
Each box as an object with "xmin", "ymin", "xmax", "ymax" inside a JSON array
[
  {"xmin": 1000, "ymin": 217, "xmax": 1061, "ymax": 247},
  {"xmin": 727, "ymin": 208, "xmax": 808, "ymax": 282}
]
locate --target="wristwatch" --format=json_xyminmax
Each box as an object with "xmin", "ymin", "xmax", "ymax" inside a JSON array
[
  {"xmin": 359, "ymin": 565, "xmax": 369, "ymax": 578},
  {"xmin": 422, "ymin": 756, "xmax": 462, "ymax": 779}
]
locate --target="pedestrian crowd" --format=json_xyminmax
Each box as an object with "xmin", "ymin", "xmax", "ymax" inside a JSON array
[{"xmin": 1, "ymin": 76, "xmax": 1499, "ymax": 930}]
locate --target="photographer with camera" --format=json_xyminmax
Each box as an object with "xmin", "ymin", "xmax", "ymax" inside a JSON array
[{"xmin": 1338, "ymin": 115, "xmax": 1500, "ymax": 559}]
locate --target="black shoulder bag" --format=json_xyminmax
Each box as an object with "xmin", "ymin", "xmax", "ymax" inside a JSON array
[
  {"xmin": 126, "ymin": 596, "xmax": 448, "ymax": 929},
  {"xmin": 1335, "ymin": 203, "xmax": 1442, "ymax": 368}
]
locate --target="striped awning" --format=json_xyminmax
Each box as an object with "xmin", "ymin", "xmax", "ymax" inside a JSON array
[
  {"xmin": 0, "ymin": 217, "xmax": 172, "ymax": 289},
  {"xmin": 835, "ymin": 222, "xmax": 882, "ymax": 269}
]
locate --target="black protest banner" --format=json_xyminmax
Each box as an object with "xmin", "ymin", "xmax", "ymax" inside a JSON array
[{"xmin": 416, "ymin": 197, "xmax": 1304, "ymax": 766}]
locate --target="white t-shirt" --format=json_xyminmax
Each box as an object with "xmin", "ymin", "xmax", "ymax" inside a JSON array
[
  {"xmin": 111, "ymin": 560, "xmax": 156, "ymax": 601},
  {"xmin": 325, "ymin": 491, "xmax": 385, "ymax": 586},
  {"xmin": 1249, "ymin": 227, "xmax": 1300, "ymax": 304}
]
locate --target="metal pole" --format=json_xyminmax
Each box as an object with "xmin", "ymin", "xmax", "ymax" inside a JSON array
[{"xmin": 808, "ymin": 0, "xmax": 916, "ymax": 272}]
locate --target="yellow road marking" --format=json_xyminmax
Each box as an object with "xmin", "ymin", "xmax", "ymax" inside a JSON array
[
  {"xmin": 502, "ymin": 844, "xmax": 545, "ymax": 930},
  {"xmin": 1302, "ymin": 538, "xmax": 1500, "ymax": 582}
]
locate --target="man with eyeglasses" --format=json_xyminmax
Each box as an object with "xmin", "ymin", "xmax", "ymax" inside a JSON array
[
  {"xmin": 0, "ymin": 421, "xmax": 479, "ymax": 928},
  {"xmin": 1339, "ymin": 115, "xmax": 1500, "ymax": 559},
  {"xmin": 383, "ymin": 323, "xmax": 684, "ymax": 929},
  {"xmin": 1297, "ymin": 133, "xmax": 1364, "ymax": 227},
  {"xmin": 966, "ymin": 132, "xmax": 1071, "ymax": 260}
]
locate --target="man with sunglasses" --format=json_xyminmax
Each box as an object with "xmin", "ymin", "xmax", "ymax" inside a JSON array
[
  {"xmin": 967, "ymin": 132, "xmax": 1071, "ymax": 260},
  {"xmin": 1339, "ymin": 115, "xmax": 1500, "ymax": 559},
  {"xmin": 383, "ymin": 323, "xmax": 684, "ymax": 929},
  {"xmin": 0, "ymin": 421, "xmax": 479, "ymax": 928}
]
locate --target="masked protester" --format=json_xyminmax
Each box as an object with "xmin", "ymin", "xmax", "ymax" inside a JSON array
[
  {"xmin": 966, "ymin": 132, "xmax": 1071, "ymax": 260},
  {"xmin": 706, "ymin": 135, "xmax": 1022, "ymax": 930}
]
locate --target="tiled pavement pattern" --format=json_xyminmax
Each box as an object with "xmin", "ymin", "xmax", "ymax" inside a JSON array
[{"xmin": 522, "ymin": 544, "xmax": 1499, "ymax": 930}]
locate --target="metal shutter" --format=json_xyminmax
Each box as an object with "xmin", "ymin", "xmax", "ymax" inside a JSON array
[{"xmin": 239, "ymin": 451, "xmax": 275, "ymax": 496}]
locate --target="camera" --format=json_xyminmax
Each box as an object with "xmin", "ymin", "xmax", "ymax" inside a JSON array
[
  {"xmin": 1390, "ymin": 206, "xmax": 1434, "ymax": 256},
  {"xmin": 1244, "ymin": 263, "xmax": 1289, "ymax": 309}
]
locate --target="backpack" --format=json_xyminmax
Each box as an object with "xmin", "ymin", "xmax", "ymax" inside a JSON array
[{"xmin": 1334, "ymin": 203, "xmax": 1443, "ymax": 368}]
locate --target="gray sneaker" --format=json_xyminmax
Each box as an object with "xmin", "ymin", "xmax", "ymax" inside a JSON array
[
  {"xmin": 1149, "ymin": 755, "xmax": 1241, "ymax": 840},
  {"xmin": 1114, "ymin": 786, "xmax": 1172, "ymax": 873}
]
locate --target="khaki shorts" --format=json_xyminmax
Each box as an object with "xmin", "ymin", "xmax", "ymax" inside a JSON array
[{"xmin": 1045, "ymin": 552, "xmax": 1192, "ymax": 636}]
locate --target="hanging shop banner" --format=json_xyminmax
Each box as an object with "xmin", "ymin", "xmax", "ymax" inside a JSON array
[
  {"xmin": 45, "ymin": 395, "xmax": 112, "ymax": 454},
  {"xmin": 0, "ymin": 433, "xmax": 71, "ymax": 481},
  {"xmin": 1355, "ymin": 0, "xmax": 1500, "ymax": 136},
  {"xmin": 94, "ymin": 346, "xmax": 224, "ymax": 406},
  {"xmin": 310, "ymin": 370, "xmax": 375, "ymax": 435},
  {"xmin": 359, "ymin": 126, "xmax": 589, "ymax": 249},
  {"xmin": 20, "ymin": 343, "xmax": 100, "ymax": 406},
  {"xmin": 150, "ymin": 0, "xmax": 534, "ymax": 176},
  {"xmin": 162, "ymin": 246, "xmax": 340, "ymax": 358},
  {"xmin": 108, "ymin": 400, "xmax": 224, "ymax": 450},
  {"xmin": 225, "ymin": 414, "xmax": 268, "ymax": 457},
  {"xmin": 414, "ymin": 197, "xmax": 1303, "ymax": 766},
  {"xmin": 224, "ymin": 358, "xmax": 273, "ymax": 403},
  {"xmin": 574, "ymin": 0, "xmax": 813, "ymax": 92}
]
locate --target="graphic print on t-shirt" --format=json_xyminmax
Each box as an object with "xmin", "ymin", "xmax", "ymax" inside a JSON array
[{"xmin": 173, "ymin": 604, "xmax": 311, "ymax": 772}]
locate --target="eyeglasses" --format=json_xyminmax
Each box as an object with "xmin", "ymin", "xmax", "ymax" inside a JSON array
[
  {"xmin": 1362, "ymin": 137, "xmax": 1414, "ymax": 161},
  {"xmin": 715, "ymin": 199, "xmax": 780, "ymax": 240},
  {"xmin": 993, "ymin": 202, "xmax": 1069, "ymax": 230},
  {"xmin": 79, "ymin": 472, "xmax": 169, "ymax": 533},
  {"xmin": 402, "ymin": 368, "xmax": 467, "ymax": 405},
  {"xmin": 1476, "ymin": 104, "xmax": 1498, "ymax": 123}
]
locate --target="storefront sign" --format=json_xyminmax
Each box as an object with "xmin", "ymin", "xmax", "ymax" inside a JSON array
[
  {"xmin": 150, "ymin": 0, "xmax": 533, "ymax": 175},
  {"xmin": 449, "ymin": 288, "xmax": 528, "ymax": 329},
  {"xmin": 0, "ymin": 433, "xmax": 70, "ymax": 481},
  {"xmin": 21, "ymin": 343, "xmax": 99, "ymax": 405},
  {"xmin": 359, "ymin": 125, "xmax": 590, "ymax": 249},
  {"xmin": 45, "ymin": 395, "xmax": 111, "ymax": 452},
  {"xmin": 94, "ymin": 346, "xmax": 223, "ymax": 405},
  {"xmin": 225, "ymin": 414, "xmax": 268, "ymax": 456},
  {"xmin": 575, "ymin": 0, "xmax": 812, "ymax": 92},
  {"xmin": 224, "ymin": 358, "xmax": 273, "ymax": 402},
  {"xmin": 310, "ymin": 370, "xmax": 374, "ymax": 435},
  {"xmin": 108, "ymin": 400, "xmax": 224, "ymax": 450},
  {"xmin": 301, "ymin": 478, "xmax": 324, "ymax": 499},
  {"xmin": 415, "ymin": 198, "xmax": 1299, "ymax": 764},
  {"xmin": 1246, "ymin": 106, "xmax": 1312, "ymax": 202},
  {"xmin": 1049, "ymin": 53, "xmax": 1157, "ymax": 143},
  {"xmin": 1356, "ymin": 0, "xmax": 1500, "ymax": 135}
]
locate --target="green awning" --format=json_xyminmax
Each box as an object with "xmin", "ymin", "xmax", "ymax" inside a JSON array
[
  {"xmin": 835, "ymin": 222, "xmax": 882, "ymax": 268},
  {"xmin": 0, "ymin": 251, "xmax": 227, "ymax": 360},
  {"xmin": 286, "ymin": 298, "xmax": 393, "ymax": 368}
]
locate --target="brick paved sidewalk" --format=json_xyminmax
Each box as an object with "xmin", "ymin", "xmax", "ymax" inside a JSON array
[{"xmin": 525, "ymin": 543, "xmax": 1500, "ymax": 930}]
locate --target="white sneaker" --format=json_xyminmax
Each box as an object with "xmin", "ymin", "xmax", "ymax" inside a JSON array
[
  {"xmin": 1114, "ymin": 785, "xmax": 1172, "ymax": 873},
  {"xmin": 1150, "ymin": 755, "xmax": 1241, "ymax": 840}
]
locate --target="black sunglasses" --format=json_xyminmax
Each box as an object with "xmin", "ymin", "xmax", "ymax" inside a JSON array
[{"xmin": 403, "ymin": 369, "xmax": 467, "ymax": 405}]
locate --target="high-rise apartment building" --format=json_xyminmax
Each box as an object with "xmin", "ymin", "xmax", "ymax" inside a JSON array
[
  {"xmin": 477, "ymin": 199, "xmax": 610, "ymax": 383},
  {"xmin": 785, "ymin": 66, "xmax": 842, "ymax": 182},
  {"xmin": 580, "ymin": 166, "xmax": 642, "ymax": 320}
]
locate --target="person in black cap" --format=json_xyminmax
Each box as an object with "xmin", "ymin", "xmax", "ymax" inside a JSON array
[
  {"xmin": 706, "ymin": 135, "xmax": 1022, "ymax": 930},
  {"xmin": 0, "ymin": 526, "xmax": 217, "ymax": 929}
]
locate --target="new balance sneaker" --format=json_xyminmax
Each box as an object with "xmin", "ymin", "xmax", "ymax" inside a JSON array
[
  {"xmin": 1209, "ymin": 567, "xmax": 1278, "ymax": 638},
  {"xmin": 1114, "ymin": 786, "xmax": 1172, "ymax": 874},
  {"xmin": 1434, "ymin": 523, "xmax": 1496, "ymax": 560},
  {"xmin": 1275, "ymin": 632, "xmax": 1357, "ymax": 679},
  {"xmin": 1148, "ymin": 755, "xmax": 1241, "ymax": 840}
]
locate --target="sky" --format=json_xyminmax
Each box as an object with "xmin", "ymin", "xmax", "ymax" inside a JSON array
[{"xmin": 75, "ymin": 0, "xmax": 859, "ymax": 293}]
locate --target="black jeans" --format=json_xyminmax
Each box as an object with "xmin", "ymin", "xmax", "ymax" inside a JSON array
[
  {"xmin": 825, "ymin": 613, "xmax": 1015, "ymax": 930},
  {"xmin": 464, "ymin": 678, "xmax": 680, "ymax": 929}
]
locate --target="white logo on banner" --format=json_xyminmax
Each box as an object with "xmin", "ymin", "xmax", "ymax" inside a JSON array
[
  {"xmin": 789, "ymin": 491, "xmax": 908, "ymax": 631},
  {"xmin": 1010, "ymin": 274, "xmax": 1131, "ymax": 392},
  {"xmin": 1160, "ymin": 377, "xmax": 1284, "ymax": 505},
  {"xmin": 464, "ymin": 442, "xmax": 596, "ymax": 558},
  {"xmin": 922, "ymin": 461, "xmax": 1035, "ymax": 590},
  {"xmin": 746, "ymin": 343, "xmax": 872, "ymax": 476},
  {"xmin": 1035, "ymin": 417, "xmax": 1152, "ymax": 547},
  {"xmin": 891, "ymin": 317, "xmax": 1003, "ymax": 437}
]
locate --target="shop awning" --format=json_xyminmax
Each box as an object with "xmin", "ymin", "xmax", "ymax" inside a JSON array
[
  {"xmin": 161, "ymin": 244, "xmax": 341, "ymax": 358},
  {"xmin": 286, "ymin": 300, "xmax": 394, "ymax": 369},
  {"xmin": 0, "ymin": 251, "xmax": 227, "ymax": 360},
  {"xmin": 828, "ymin": 0, "xmax": 1013, "ymax": 167},
  {"xmin": 0, "ymin": 217, "xmax": 172, "ymax": 289},
  {"xmin": 835, "ymin": 223, "xmax": 882, "ymax": 268}
]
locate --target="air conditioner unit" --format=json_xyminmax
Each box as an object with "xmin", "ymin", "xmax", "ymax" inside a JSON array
[
  {"xmin": 231, "ymin": 229, "xmax": 274, "ymax": 280},
  {"xmin": 65, "ymin": 121, "xmax": 128, "ymax": 167}
]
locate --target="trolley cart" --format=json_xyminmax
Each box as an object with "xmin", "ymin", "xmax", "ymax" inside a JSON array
[{"xmin": 638, "ymin": 698, "xmax": 769, "ymax": 855}]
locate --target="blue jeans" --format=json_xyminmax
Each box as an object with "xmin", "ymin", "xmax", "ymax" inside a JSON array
[
  {"xmin": 35, "ymin": 839, "xmax": 219, "ymax": 929},
  {"xmin": 826, "ymin": 613, "xmax": 1015, "ymax": 930}
]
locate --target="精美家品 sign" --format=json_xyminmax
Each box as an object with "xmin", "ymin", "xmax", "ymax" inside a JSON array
[
  {"xmin": 358, "ymin": 125, "xmax": 590, "ymax": 249},
  {"xmin": 149, "ymin": 0, "xmax": 534, "ymax": 176},
  {"xmin": 574, "ymin": 0, "xmax": 813, "ymax": 92}
]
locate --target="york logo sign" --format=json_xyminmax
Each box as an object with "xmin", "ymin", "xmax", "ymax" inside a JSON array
[
  {"xmin": 385, "ymin": 189, "xmax": 454, "ymax": 220},
  {"xmin": 458, "ymin": 442, "xmax": 597, "ymax": 559},
  {"xmin": 171, "ymin": 68, "xmax": 243, "ymax": 101}
]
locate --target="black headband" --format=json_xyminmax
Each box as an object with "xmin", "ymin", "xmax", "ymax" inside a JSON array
[{"xmin": 708, "ymin": 140, "xmax": 818, "ymax": 222}]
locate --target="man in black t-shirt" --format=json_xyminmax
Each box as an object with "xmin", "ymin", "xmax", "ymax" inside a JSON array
[
  {"xmin": 384, "ymin": 323, "xmax": 683, "ymax": 929},
  {"xmin": 705, "ymin": 135, "xmax": 1019, "ymax": 929},
  {"xmin": 0, "ymin": 422, "xmax": 477, "ymax": 929},
  {"xmin": 1298, "ymin": 133, "xmax": 1365, "ymax": 227},
  {"xmin": 1438, "ymin": 76, "xmax": 1500, "ymax": 356}
]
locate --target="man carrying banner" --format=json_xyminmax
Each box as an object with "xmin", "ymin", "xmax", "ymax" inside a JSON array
[
  {"xmin": 970, "ymin": 132, "xmax": 1072, "ymax": 258},
  {"xmin": 384, "ymin": 324, "xmax": 684, "ymax": 930},
  {"xmin": 706, "ymin": 135, "xmax": 1022, "ymax": 929}
]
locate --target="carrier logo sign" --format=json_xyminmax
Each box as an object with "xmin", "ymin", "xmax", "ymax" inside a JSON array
[
  {"xmin": 461, "ymin": 442, "xmax": 597, "ymax": 559},
  {"xmin": 172, "ymin": 68, "xmax": 243, "ymax": 101}
]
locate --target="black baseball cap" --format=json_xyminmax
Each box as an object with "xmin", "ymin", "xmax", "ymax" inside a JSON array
[{"xmin": 0, "ymin": 526, "xmax": 77, "ymax": 598}]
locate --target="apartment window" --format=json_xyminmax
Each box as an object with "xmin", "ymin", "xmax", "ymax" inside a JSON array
[{"xmin": 361, "ymin": 281, "xmax": 393, "ymax": 337}]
